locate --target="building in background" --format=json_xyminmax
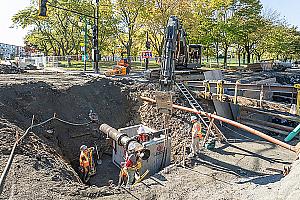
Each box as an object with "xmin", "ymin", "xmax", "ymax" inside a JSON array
[{"xmin": 0, "ymin": 43, "xmax": 25, "ymax": 59}]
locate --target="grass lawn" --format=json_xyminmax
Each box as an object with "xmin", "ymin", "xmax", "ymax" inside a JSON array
[
  {"xmin": 50, "ymin": 60, "xmax": 245, "ymax": 72},
  {"xmin": 58, "ymin": 60, "xmax": 160, "ymax": 71}
]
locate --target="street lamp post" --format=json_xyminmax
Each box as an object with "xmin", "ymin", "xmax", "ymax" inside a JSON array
[
  {"xmin": 145, "ymin": 31, "xmax": 149, "ymax": 70},
  {"xmin": 84, "ymin": 18, "xmax": 88, "ymax": 72},
  {"xmin": 92, "ymin": 0, "xmax": 99, "ymax": 74},
  {"xmin": 79, "ymin": 16, "xmax": 89, "ymax": 72}
]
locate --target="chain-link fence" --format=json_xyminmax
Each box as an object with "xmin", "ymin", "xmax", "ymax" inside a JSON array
[{"xmin": 18, "ymin": 55, "xmax": 162, "ymax": 70}]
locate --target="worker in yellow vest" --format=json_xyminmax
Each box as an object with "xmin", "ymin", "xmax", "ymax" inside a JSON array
[{"xmin": 190, "ymin": 116, "xmax": 203, "ymax": 157}]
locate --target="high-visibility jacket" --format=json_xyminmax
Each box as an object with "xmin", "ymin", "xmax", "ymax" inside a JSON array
[
  {"xmin": 80, "ymin": 148, "xmax": 93, "ymax": 168},
  {"xmin": 137, "ymin": 133, "xmax": 149, "ymax": 143},
  {"xmin": 80, "ymin": 152, "xmax": 89, "ymax": 168},
  {"xmin": 125, "ymin": 153, "xmax": 137, "ymax": 169},
  {"xmin": 192, "ymin": 121, "xmax": 202, "ymax": 139}
]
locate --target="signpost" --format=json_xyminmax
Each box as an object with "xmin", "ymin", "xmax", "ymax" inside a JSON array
[{"xmin": 142, "ymin": 50, "xmax": 152, "ymax": 59}]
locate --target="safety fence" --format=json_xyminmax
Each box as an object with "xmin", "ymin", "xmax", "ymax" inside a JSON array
[{"xmin": 17, "ymin": 55, "xmax": 162, "ymax": 70}]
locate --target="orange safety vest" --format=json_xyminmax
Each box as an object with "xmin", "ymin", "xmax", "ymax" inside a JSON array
[
  {"xmin": 80, "ymin": 152, "xmax": 90, "ymax": 168},
  {"xmin": 192, "ymin": 122, "xmax": 202, "ymax": 139}
]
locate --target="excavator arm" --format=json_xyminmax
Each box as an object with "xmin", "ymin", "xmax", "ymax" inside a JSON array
[{"xmin": 160, "ymin": 16, "xmax": 188, "ymax": 91}]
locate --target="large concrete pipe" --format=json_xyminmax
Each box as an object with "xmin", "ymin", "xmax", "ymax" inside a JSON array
[
  {"xmin": 99, "ymin": 124, "xmax": 150, "ymax": 159},
  {"xmin": 140, "ymin": 96, "xmax": 298, "ymax": 153}
]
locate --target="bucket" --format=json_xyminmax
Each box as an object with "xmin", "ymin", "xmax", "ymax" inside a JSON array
[{"xmin": 205, "ymin": 138, "xmax": 216, "ymax": 150}]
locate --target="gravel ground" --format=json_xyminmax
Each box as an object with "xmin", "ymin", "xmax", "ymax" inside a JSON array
[{"xmin": 0, "ymin": 70, "xmax": 298, "ymax": 199}]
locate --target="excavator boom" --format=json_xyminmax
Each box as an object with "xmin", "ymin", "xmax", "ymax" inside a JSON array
[{"xmin": 160, "ymin": 16, "xmax": 188, "ymax": 91}]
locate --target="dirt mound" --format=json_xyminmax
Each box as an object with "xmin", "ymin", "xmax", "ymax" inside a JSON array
[
  {"xmin": 0, "ymin": 117, "xmax": 82, "ymax": 199},
  {"xmin": 0, "ymin": 64, "xmax": 24, "ymax": 74},
  {"xmin": 0, "ymin": 78, "xmax": 135, "ymax": 160},
  {"xmin": 0, "ymin": 77, "xmax": 140, "ymax": 199},
  {"xmin": 139, "ymin": 90, "xmax": 215, "ymax": 161},
  {"xmin": 248, "ymin": 159, "xmax": 300, "ymax": 200}
]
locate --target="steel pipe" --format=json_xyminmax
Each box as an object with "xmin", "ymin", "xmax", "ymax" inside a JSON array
[
  {"xmin": 99, "ymin": 124, "xmax": 150, "ymax": 159},
  {"xmin": 140, "ymin": 96, "xmax": 297, "ymax": 152}
]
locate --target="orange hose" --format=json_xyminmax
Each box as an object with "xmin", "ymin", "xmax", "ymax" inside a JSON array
[{"xmin": 140, "ymin": 96, "xmax": 296, "ymax": 152}]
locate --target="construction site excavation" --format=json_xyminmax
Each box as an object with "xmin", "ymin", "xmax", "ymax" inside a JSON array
[
  {"xmin": 2, "ymin": 1, "xmax": 300, "ymax": 199},
  {"xmin": 1, "ymin": 62, "xmax": 300, "ymax": 200}
]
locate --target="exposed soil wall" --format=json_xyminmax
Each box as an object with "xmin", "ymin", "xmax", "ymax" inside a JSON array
[{"xmin": 0, "ymin": 77, "xmax": 141, "ymax": 198}]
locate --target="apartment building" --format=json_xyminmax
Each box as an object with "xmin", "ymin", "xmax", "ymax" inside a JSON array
[{"xmin": 0, "ymin": 43, "xmax": 25, "ymax": 59}]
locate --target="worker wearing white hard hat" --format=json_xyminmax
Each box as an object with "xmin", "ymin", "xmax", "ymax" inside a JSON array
[
  {"xmin": 80, "ymin": 145, "xmax": 88, "ymax": 152},
  {"xmin": 137, "ymin": 126, "xmax": 145, "ymax": 134},
  {"xmin": 79, "ymin": 144, "xmax": 96, "ymax": 183},
  {"xmin": 190, "ymin": 116, "xmax": 202, "ymax": 157},
  {"xmin": 136, "ymin": 125, "xmax": 150, "ymax": 143},
  {"xmin": 124, "ymin": 143, "xmax": 138, "ymax": 188},
  {"xmin": 191, "ymin": 116, "xmax": 197, "ymax": 122}
]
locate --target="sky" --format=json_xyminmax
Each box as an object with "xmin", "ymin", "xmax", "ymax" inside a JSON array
[
  {"xmin": 0, "ymin": 1, "xmax": 31, "ymax": 46},
  {"xmin": 260, "ymin": 0, "xmax": 300, "ymax": 29},
  {"xmin": 0, "ymin": 0, "xmax": 299, "ymax": 46}
]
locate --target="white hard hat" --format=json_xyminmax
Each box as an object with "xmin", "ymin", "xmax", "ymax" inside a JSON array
[
  {"xmin": 137, "ymin": 126, "xmax": 145, "ymax": 134},
  {"xmin": 191, "ymin": 116, "xmax": 197, "ymax": 121},
  {"xmin": 128, "ymin": 143, "xmax": 136, "ymax": 152},
  {"xmin": 80, "ymin": 145, "xmax": 87, "ymax": 151}
]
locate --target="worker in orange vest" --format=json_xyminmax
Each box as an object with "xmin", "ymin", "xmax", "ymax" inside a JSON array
[
  {"xmin": 135, "ymin": 126, "xmax": 150, "ymax": 143},
  {"xmin": 79, "ymin": 145, "xmax": 96, "ymax": 183},
  {"xmin": 190, "ymin": 116, "xmax": 203, "ymax": 157}
]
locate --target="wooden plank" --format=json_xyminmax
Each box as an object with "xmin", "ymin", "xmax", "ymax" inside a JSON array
[
  {"xmin": 243, "ymin": 107, "xmax": 300, "ymax": 123},
  {"xmin": 240, "ymin": 117, "xmax": 294, "ymax": 132},
  {"xmin": 212, "ymin": 123, "xmax": 227, "ymax": 142},
  {"xmin": 203, "ymin": 116, "xmax": 215, "ymax": 145},
  {"xmin": 241, "ymin": 120, "xmax": 290, "ymax": 136}
]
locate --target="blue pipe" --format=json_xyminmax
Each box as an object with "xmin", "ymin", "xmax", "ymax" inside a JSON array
[{"xmin": 284, "ymin": 124, "xmax": 300, "ymax": 142}]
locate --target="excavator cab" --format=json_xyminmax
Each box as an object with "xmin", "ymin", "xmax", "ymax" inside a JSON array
[
  {"xmin": 188, "ymin": 44, "xmax": 202, "ymax": 67},
  {"xmin": 159, "ymin": 16, "xmax": 203, "ymax": 91}
]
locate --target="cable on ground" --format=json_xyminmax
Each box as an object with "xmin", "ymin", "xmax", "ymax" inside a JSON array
[{"xmin": 0, "ymin": 114, "xmax": 92, "ymax": 195}]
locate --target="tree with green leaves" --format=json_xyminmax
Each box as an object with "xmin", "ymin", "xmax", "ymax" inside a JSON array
[{"xmin": 113, "ymin": 0, "xmax": 146, "ymax": 61}]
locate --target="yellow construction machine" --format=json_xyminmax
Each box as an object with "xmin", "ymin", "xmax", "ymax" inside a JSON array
[{"xmin": 104, "ymin": 58, "xmax": 131, "ymax": 76}]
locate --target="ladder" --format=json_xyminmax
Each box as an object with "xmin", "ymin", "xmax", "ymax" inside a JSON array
[{"xmin": 176, "ymin": 82, "xmax": 210, "ymax": 130}]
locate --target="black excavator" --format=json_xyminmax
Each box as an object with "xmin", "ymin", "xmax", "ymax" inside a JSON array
[{"xmin": 160, "ymin": 16, "xmax": 202, "ymax": 91}]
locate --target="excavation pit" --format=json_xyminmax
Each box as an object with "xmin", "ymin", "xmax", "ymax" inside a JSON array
[{"xmin": 0, "ymin": 72, "xmax": 298, "ymax": 199}]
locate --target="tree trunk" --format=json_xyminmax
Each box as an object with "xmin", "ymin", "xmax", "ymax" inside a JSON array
[
  {"xmin": 206, "ymin": 45, "xmax": 209, "ymax": 62},
  {"xmin": 245, "ymin": 45, "xmax": 251, "ymax": 64},
  {"xmin": 216, "ymin": 42, "xmax": 219, "ymax": 66},
  {"xmin": 223, "ymin": 45, "xmax": 228, "ymax": 68},
  {"xmin": 257, "ymin": 54, "xmax": 261, "ymax": 62},
  {"xmin": 238, "ymin": 51, "xmax": 241, "ymax": 67},
  {"xmin": 243, "ymin": 52, "xmax": 246, "ymax": 64},
  {"xmin": 127, "ymin": 37, "xmax": 132, "ymax": 63}
]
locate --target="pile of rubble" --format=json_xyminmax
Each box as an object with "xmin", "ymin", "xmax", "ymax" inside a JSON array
[
  {"xmin": 0, "ymin": 63, "xmax": 24, "ymax": 74},
  {"xmin": 138, "ymin": 90, "xmax": 214, "ymax": 162},
  {"xmin": 0, "ymin": 117, "xmax": 82, "ymax": 199}
]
